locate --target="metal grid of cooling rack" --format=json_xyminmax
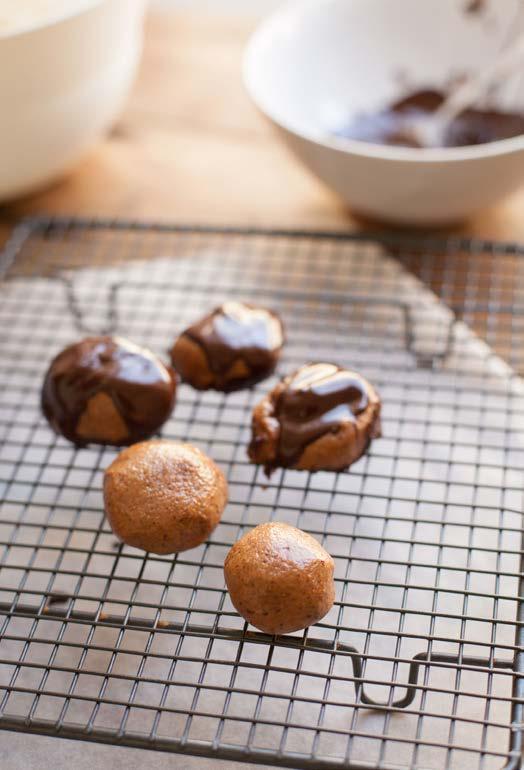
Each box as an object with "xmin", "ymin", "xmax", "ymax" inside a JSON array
[{"xmin": 0, "ymin": 218, "xmax": 523, "ymax": 770}]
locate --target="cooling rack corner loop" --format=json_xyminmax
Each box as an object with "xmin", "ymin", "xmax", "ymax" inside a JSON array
[
  {"xmin": 57, "ymin": 273, "xmax": 120, "ymax": 336},
  {"xmin": 43, "ymin": 270, "xmax": 460, "ymax": 368}
]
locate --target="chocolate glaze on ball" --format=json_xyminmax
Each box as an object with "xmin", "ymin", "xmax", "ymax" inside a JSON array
[
  {"xmin": 42, "ymin": 336, "xmax": 176, "ymax": 446},
  {"xmin": 170, "ymin": 302, "xmax": 284, "ymax": 391},
  {"xmin": 248, "ymin": 362, "xmax": 381, "ymax": 473}
]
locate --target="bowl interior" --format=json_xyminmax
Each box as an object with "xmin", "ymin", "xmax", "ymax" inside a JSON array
[{"xmin": 245, "ymin": 0, "xmax": 524, "ymax": 146}]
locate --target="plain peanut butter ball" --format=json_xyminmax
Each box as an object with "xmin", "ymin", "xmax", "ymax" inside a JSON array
[
  {"xmin": 104, "ymin": 439, "xmax": 228, "ymax": 554},
  {"xmin": 224, "ymin": 522, "xmax": 335, "ymax": 635}
]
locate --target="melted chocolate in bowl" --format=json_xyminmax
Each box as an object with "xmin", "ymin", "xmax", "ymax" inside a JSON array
[
  {"xmin": 275, "ymin": 363, "xmax": 369, "ymax": 466},
  {"xmin": 182, "ymin": 302, "xmax": 284, "ymax": 389},
  {"xmin": 335, "ymin": 89, "xmax": 524, "ymax": 148},
  {"xmin": 42, "ymin": 336, "xmax": 176, "ymax": 446}
]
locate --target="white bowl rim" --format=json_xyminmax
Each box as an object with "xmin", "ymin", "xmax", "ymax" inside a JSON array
[
  {"xmin": 0, "ymin": 0, "xmax": 105, "ymax": 41},
  {"xmin": 243, "ymin": 0, "xmax": 524, "ymax": 165}
]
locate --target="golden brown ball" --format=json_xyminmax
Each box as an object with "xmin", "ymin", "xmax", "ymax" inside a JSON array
[
  {"xmin": 104, "ymin": 439, "xmax": 228, "ymax": 554},
  {"xmin": 224, "ymin": 522, "xmax": 335, "ymax": 635}
]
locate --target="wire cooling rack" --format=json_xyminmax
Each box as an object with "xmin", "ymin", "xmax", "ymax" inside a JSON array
[{"xmin": 0, "ymin": 218, "xmax": 523, "ymax": 770}]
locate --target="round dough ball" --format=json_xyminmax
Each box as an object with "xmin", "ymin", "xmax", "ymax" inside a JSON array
[
  {"xmin": 104, "ymin": 439, "xmax": 228, "ymax": 554},
  {"xmin": 41, "ymin": 335, "xmax": 176, "ymax": 447},
  {"xmin": 249, "ymin": 362, "xmax": 381, "ymax": 474},
  {"xmin": 170, "ymin": 302, "xmax": 284, "ymax": 391},
  {"xmin": 224, "ymin": 522, "xmax": 335, "ymax": 634}
]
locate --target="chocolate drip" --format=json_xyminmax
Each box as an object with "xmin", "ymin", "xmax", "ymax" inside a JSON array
[
  {"xmin": 335, "ymin": 89, "xmax": 524, "ymax": 148},
  {"xmin": 275, "ymin": 363, "xmax": 369, "ymax": 466},
  {"xmin": 45, "ymin": 592, "xmax": 71, "ymax": 606},
  {"xmin": 465, "ymin": 0, "xmax": 485, "ymax": 14},
  {"xmin": 42, "ymin": 336, "xmax": 176, "ymax": 446},
  {"xmin": 182, "ymin": 302, "xmax": 284, "ymax": 389}
]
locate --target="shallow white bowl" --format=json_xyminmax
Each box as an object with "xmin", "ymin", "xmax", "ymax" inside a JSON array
[
  {"xmin": 244, "ymin": 0, "xmax": 524, "ymax": 225},
  {"xmin": 0, "ymin": 0, "xmax": 145, "ymax": 202}
]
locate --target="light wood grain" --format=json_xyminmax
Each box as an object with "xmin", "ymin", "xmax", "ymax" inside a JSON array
[{"xmin": 1, "ymin": 10, "xmax": 524, "ymax": 242}]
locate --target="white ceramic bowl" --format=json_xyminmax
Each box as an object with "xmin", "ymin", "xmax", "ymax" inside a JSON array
[
  {"xmin": 0, "ymin": 0, "xmax": 145, "ymax": 202},
  {"xmin": 244, "ymin": 0, "xmax": 524, "ymax": 225}
]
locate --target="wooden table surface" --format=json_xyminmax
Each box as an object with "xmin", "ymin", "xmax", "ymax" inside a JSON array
[{"xmin": 1, "ymin": 9, "xmax": 524, "ymax": 243}]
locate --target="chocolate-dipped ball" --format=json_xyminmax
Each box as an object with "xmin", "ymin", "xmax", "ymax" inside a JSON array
[
  {"xmin": 104, "ymin": 440, "xmax": 228, "ymax": 554},
  {"xmin": 224, "ymin": 522, "xmax": 335, "ymax": 635},
  {"xmin": 170, "ymin": 302, "xmax": 284, "ymax": 391},
  {"xmin": 42, "ymin": 336, "xmax": 176, "ymax": 446},
  {"xmin": 248, "ymin": 362, "xmax": 381, "ymax": 474}
]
